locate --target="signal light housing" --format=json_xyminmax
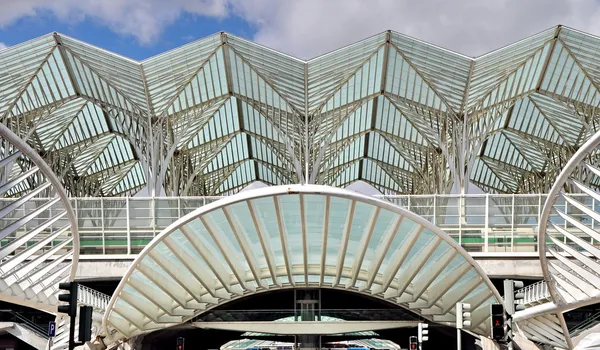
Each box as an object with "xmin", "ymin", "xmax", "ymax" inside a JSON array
[
  {"xmin": 456, "ymin": 302, "xmax": 471, "ymax": 329},
  {"xmin": 504, "ymin": 279, "xmax": 526, "ymax": 315},
  {"xmin": 57, "ymin": 282, "xmax": 78, "ymax": 317},
  {"xmin": 491, "ymin": 303, "xmax": 506, "ymax": 341},
  {"xmin": 409, "ymin": 336, "xmax": 417, "ymax": 349},
  {"xmin": 418, "ymin": 322, "xmax": 429, "ymax": 343}
]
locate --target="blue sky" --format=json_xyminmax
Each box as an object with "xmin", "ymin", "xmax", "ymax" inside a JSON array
[
  {"xmin": 0, "ymin": 10, "xmax": 255, "ymax": 60},
  {"xmin": 0, "ymin": 1, "xmax": 599, "ymax": 60}
]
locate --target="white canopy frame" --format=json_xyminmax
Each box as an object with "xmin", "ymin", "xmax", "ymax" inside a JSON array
[
  {"xmin": 102, "ymin": 184, "xmax": 502, "ymax": 340},
  {"xmin": 537, "ymin": 127, "xmax": 600, "ymax": 350},
  {"xmin": 0, "ymin": 122, "xmax": 79, "ymax": 312}
]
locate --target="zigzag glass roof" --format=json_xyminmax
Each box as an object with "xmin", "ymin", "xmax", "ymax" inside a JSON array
[{"xmin": 2, "ymin": 25, "xmax": 600, "ymax": 196}]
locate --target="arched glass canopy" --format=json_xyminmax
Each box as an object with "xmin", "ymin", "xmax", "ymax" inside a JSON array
[{"xmin": 103, "ymin": 184, "xmax": 501, "ymax": 340}]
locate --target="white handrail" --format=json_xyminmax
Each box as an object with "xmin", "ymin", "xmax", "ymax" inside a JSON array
[
  {"xmin": 78, "ymin": 284, "xmax": 111, "ymax": 311},
  {"xmin": 3, "ymin": 192, "xmax": 590, "ymax": 255}
]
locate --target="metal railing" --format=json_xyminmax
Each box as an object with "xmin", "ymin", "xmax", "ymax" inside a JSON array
[
  {"xmin": 515, "ymin": 281, "xmax": 551, "ymax": 305},
  {"xmin": 1, "ymin": 193, "xmax": 596, "ymax": 255},
  {"xmin": 194, "ymin": 309, "xmax": 418, "ymax": 322},
  {"xmin": 569, "ymin": 310, "xmax": 600, "ymax": 337},
  {"xmin": 78, "ymin": 284, "xmax": 111, "ymax": 311},
  {"xmin": 0, "ymin": 310, "xmax": 48, "ymax": 339}
]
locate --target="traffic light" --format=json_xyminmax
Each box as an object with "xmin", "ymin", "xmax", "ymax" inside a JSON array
[
  {"xmin": 58, "ymin": 282, "xmax": 78, "ymax": 317},
  {"xmin": 418, "ymin": 322, "xmax": 429, "ymax": 343},
  {"xmin": 503, "ymin": 279, "xmax": 524, "ymax": 345},
  {"xmin": 503, "ymin": 279, "xmax": 525, "ymax": 315},
  {"xmin": 177, "ymin": 337, "xmax": 185, "ymax": 350},
  {"xmin": 58, "ymin": 282, "xmax": 78, "ymax": 350},
  {"xmin": 491, "ymin": 303, "xmax": 506, "ymax": 341},
  {"xmin": 456, "ymin": 302, "xmax": 471, "ymax": 329},
  {"xmin": 78, "ymin": 306, "xmax": 93, "ymax": 343},
  {"xmin": 409, "ymin": 336, "xmax": 417, "ymax": 349}
]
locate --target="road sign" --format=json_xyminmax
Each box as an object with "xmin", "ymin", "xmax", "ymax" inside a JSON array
[{"xmin": 48, "ymin": 321, "xmax": 56, "ymax": 337}]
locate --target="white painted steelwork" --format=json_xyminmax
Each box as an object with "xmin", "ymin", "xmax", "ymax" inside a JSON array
[
  {"xmin": 102, "ymin": 184, "xmax": 501, "ymax": 340},
  {"xmin": 533, "ymin": 125, "xmax": 600, "ymax": 349},
  {"xmin": 0, "ymin": 123, "xmax": 79, "ymax": 313},
  {"xmin": 3, "ymin": 26, "xmax": 600, "ymax": 197},
  {"xmin": 516, "ymin": 281, "xmax": 552, "ymax": 307},
  {"xmin": 519, "ymin": 313, "xmax": 570, "ymax": 349},
  {"xmin": 8, "ymin": 193, "xmax": 566, "ymax": 255}
]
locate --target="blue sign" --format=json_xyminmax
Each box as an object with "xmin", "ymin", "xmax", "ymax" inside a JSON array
[{"xmin": 48, "ymin": 321, "xmax": 56, "ymax": 337}]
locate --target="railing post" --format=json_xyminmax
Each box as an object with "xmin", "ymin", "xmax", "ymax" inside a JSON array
[
  {"xmin": 74, "ymin": 199, "xmax": 79, "ymax": 251},
  {"xmin": 593, "ymin": 197, "xmax": 596, "ymax": 246},
  {"xmin": 49, "ymin": 200, "xmax": 53, "ymax": 241},
  {"xmin": 564, "ymin": 198, "xmax": 568, "ymax": 243},
  {"xmin": 485, "ymin": 195, "xmax": 489, "ymax": 253},
  {"xmin": 152, "ymin": 197, "xmax": 157, "ymax": 237},
  {"xmin": 511, "ymin": 194, "xmax": 515, "ymax": 252},
  {"xmin": 538, "ymin": 194, "xmax": 542, "ymax": 252},
  {"xmin": 101, "ymin": 198, "xmax": 105, "ymax": 255},
  {"xmin": 126, "ymin": 197, "xmax": 131, "ymax": 255},
  {"xmin": 433, "ymin": 195, "xmax": 436, "ymax": 226},
  {"xmin": 178, "ymin": 197, "xmax": 182, "ymax": 219},
  {"xmin": 459, "ymin": 195, "xmax": 463, "ymax": 246}
]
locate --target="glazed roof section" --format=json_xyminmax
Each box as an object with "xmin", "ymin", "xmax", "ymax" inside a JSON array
[
  {"xmin": 103, "ymin": 185, "xmax": 501, "ymax": 339},
  {"xmin": 2, "ymin": 25, "xmax": 600, "ymax": 196}
]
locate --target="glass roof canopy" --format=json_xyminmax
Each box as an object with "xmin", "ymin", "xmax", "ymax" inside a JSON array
[
  {"xmin": 103, "ymin": 185, "xmax": 501, "ymax": 340},
  {"xmin": 2, "ymin": 25, "xmax": 600, "ymax": 196}
]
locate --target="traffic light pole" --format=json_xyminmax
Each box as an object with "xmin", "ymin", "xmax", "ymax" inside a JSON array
[
  {"xmin": 456, "ymin": 302, "xmax": 471, "ymax": 350},
  {"xmin": 69, "ymin": 312, "xmax": 76, "ymax": 350},
  {"xmin": 503, "ymin": 279, "xmax": 525, "ymax": 350},
  {"xmin": 58, "ymin": 282, "xmax": 79, "ymax": 350},
  {"xmin": 417, "ymin": 322, "xmax": 428, "ymax": 349}
]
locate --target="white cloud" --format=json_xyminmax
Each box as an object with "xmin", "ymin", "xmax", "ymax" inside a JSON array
[
  {"xmin": 230, "ymin": 0, "xmax": 600, "ymax": 58},
  {"xmin": 0, "ymin": 42, "xmax": 7, "ymax": 50},
  {"xmin": 0, "ymin": 0, "xmax": 228, "ymax": 44},
  {"xmin": 3, "ymin": 0, "xmax": 600, "ymax": 57}
]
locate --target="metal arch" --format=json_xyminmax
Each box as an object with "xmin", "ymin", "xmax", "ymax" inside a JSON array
[
  {"xmin": 536, "ymin": 127, "xmax": 600, "ymax": 349},
  {"xmin": 102, "ymin": 184, "xmax": 502, "ymax": 340},
  {"xmin": 0, "ymin": 122, "xmax": 79, "ymax": 310}
]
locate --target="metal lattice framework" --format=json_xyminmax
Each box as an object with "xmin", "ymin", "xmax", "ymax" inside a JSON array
[
  {"xmin": 536, "ymin": 124, "xmax": 600, "ymax": 349},
  {"xmin": 102, "ymin": 184, "xmax": 502, "ymax": 341},
  {"xmin": 3, "ymin": 26, "xmax": 600, "ymax": 196},
  {"xmin": 0, "ymin": 122, "xmax": 79, "ymax": 312},
  {"xmin": 518, "ymin": 313, "xmax": 570, "ymax": 349}
]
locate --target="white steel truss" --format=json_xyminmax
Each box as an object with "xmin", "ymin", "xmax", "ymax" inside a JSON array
[
  {"xmin": 0, "ymin": 122, "xmax": 79, "ymax": 312},
  {"xmin": 4, "ymin": 26, "xmax": 600, "ymax": 196},
  {"xmin": 535, "ymin": 124, "xmax": 600, "ymax": 349},
  {"xmin": 102, "ymin": 184, "xmax": 502, "ymax": 341},
  {"xmin": 518, "ymin": 313, "xmax": 570, "ymax": 349}
]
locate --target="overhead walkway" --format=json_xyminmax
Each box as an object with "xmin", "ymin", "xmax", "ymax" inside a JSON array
[
  {"xmin": 102, "ymin": 184, "xmax": 502, "ymax": 341},
  {"xmin": 34, "ymin": 192, "xmax": 565, "ymax": 256}
]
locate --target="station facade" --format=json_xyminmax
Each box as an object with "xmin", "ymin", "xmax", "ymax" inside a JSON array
[{"xmin": 2, "ymin": 25, "xmax": 600, "ymax": 349}]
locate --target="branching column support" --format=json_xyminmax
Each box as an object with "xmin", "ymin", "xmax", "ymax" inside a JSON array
[
  {"xmin": 456, "ymin": 59, "xmax": 476, "ymax": 195},
  {"xmin": 304, "ymin": 62, "xmax": 310, "ymax": 183},
  {"xmin": 140, "ymin": 63, "xmax": 162, "ymax": 197}
]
